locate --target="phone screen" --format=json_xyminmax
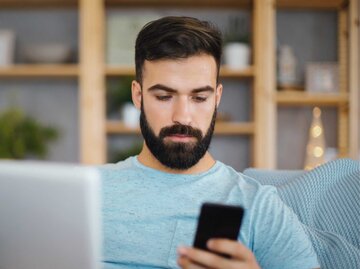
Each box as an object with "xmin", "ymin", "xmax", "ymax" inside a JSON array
[{"xmin": 193, "ymin": 203, "xmax": 244, "ymax": 256}]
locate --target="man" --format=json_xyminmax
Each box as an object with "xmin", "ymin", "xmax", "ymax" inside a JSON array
[{"xmin": 100, "ymin": 16, "xmax": 320, "ymax": 269}]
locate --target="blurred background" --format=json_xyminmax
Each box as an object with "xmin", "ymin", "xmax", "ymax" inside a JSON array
[{"xmin": 0, "ymin": 0, "xmax": 358, "ymax": 171}]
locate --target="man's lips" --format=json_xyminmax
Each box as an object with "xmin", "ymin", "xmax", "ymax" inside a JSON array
[
  {"xmin": 165, "ymin": 134, "xmax": 195, "ymax": 142},
  {"xmin": 169, "ymin": 134, "xmax": 191, "ymax": 137}
]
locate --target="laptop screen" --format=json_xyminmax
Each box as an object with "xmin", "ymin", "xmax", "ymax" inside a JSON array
[{"xmin": 0, "ymin": 161, "xmax": 102, "ymax": 269}]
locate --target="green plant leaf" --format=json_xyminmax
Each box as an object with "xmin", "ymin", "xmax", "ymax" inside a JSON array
[
  {"xmin": 107, "ymin": 76, "xmax": 134, "ymax": 115},
  {"xmin": 0, "ymin": 108, "xmax": 59, "ymax": 160}
]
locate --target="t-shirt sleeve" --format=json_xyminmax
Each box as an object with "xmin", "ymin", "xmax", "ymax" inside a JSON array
[{"xmin": 251, "ymin": 186, "xmax": 320, "ymax": 269}]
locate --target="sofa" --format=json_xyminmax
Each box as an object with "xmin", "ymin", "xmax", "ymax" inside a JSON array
[{"xmin": 243, "ymin": 158, "xmax": 360, "ymax": 269}]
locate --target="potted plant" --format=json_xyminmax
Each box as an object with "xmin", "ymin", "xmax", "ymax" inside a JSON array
[
  {"xmin": 0, "ymin": 108, "xmax": 59, "ymax": 159},
  {"xmin": 223, "ymin": 16, "xmax": 251, "ymax": 70},
  {"xmin": 107, "ymin": 76, "xmax": 140, "ymax": 128},
  {"xmin": 109, "ymin": 142, "xmax": 142, "ymax": 163}
]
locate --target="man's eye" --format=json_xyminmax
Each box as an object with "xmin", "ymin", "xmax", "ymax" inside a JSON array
[
  {"xmin": 192, "ymin": 96, "xmax": 207, "ymax": 102},
  {"xmin": 156, "ymin": 95, "xmax": 172, "ymax": 101}
]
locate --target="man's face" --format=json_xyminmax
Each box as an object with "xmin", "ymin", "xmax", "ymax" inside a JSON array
[{"xmin": 132, "ymin": 54, "xmax": 223, "ymax": 170}]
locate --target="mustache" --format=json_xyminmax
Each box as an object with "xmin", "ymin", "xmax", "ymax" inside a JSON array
[{"xmin": 159, "ymin": 124, "xmax": 203, "ymax": 141}]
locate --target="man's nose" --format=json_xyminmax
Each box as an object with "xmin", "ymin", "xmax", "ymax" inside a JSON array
[{"xmin": 172, "ymin": 97, "xmax": 192, "ymax": 126}]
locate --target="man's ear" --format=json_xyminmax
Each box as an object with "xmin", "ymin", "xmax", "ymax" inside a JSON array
[
  {"xmin": 132, "ymin": 80, "xmax": 142, "ymax": 110},
  {"xmin": 215, "ymin": 83, "xmax": 223, "ymax": 108}
]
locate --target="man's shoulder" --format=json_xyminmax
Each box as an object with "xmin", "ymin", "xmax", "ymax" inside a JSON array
[
  {"xmin": 99, "ymin": 156, "xmax": 134, "ymax": 170},
  {"xmin": 96, "ymin": 156, "xmax": 138, "ymax": 181},
  {"xmin": 215, "ymin": 162, "xmax": 279, "ymax": 207},
  {"xmin": 216, "ymin": 162, "xmax": 270, "ymax": 188}
]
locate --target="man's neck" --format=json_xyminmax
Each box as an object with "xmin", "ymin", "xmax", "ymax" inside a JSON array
[{"xmin": 137, "ymin": 143, "xmax": 216, "ymax": 175}]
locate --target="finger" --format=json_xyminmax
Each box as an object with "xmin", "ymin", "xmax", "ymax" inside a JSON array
[
  {"xmin": 207, "ymin": 239, "xmax": 254, "ymax": 261},
  {"xmin": 178, "ymin": 246, "xmax": 253, "ymax": 269},
  {"xmin": 177, "ymin": 256, "xmax": 208, "ymax": 269},
  {"xmin": 178, "ymin": 246, "xmax": 232, "ymax": 269}
]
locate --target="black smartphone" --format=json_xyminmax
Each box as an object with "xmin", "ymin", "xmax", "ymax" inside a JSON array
[{"xmin": 193, "ymin": 203, "xmax": 244, "ymax": 257}]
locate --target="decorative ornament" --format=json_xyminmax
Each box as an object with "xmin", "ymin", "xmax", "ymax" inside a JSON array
[
  {"xmin": 278, "ymin": 45, "xmax": 297, "ymax": 87},
  {"xmin": 304, "ymin": 107, "xmax": 326, "ymax": 170}
]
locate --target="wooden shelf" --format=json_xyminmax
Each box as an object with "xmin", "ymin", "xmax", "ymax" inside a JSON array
[
  {"xmin": 277, "ymin": 0, "xmax": 347, "ymax": 10},
  {"xmin": 107, "ymin": 121, "xmax": 140, "ymax": 135},
  {"xmin": 0, "ymin": 65, "xmax": 79, "ymax": 78},
  {"xmin": 220, "ymin": 66, "xmax": 255, "ymax": 78},
  {"xmin": 105, "ymin": 0, "xmax": 251, "ymax": 8},
  {"xmin": 0, "ymin": 0, "xmax": 77, "ymax": 7},
  {"xmin": 0, "ymin": 0, "xmax": 345, "ymax": 9},
  {"xmin": 106, "ymin": 120, "xmax": 254, "ymax": 135},
  {"xmin": 215, "ymin": 121, "xmax": 255, "ymax": 135},
  {"xmin": 105, "ymin": 66, "xmax": 135, "ymax": 77},
  {"xmin": 276, "ymin": 91, "xmax": 349, "ymax": 106},
  {"xmin": 105, "ymin": 65, "xmax": 254, "ymax": 78}
]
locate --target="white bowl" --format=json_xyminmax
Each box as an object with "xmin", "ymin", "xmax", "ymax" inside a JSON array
[{"xmin": 23, "ymin": 43, "xmax": 72, "ymax": 63}]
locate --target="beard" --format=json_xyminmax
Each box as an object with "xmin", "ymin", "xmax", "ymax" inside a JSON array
[{"xmin": 140, "ymin": 102, "xmax": 216, "ymax": 170}]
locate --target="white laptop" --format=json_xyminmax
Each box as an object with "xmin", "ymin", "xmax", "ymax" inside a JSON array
[{"xmin": 0, "ymin": 161, "xmax": 102, "ymax": 269}]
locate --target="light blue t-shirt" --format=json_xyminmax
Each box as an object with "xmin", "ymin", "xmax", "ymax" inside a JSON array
[{"xmin": 99, "ymin": 156, "xmax": 319, "ymax": 269}]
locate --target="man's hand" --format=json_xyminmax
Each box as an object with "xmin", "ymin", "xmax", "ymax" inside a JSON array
[{"xmin": 177, "ymin": 239, "xmax": 261, "ymax": 269}]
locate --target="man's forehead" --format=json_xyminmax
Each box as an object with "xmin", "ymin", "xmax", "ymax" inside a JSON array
[
  {"xmin": 144, "ymin": 53, "xmax": 216, "ymax": 64},
  {"xmin": 142, "ymin": 55, "xmax": 217, "ymax": 73},
  {"xmin": 141, "ymin": 55, "xmax": 218, "ymax": 90}
]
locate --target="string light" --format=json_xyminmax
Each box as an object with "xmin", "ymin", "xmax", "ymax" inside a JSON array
[{"xmin": 304, "ymin": 107, "xmax": 326, "ymax": 170}]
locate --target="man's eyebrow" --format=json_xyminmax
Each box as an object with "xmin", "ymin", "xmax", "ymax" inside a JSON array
[
  {"xmin": 147, "ymin": 84, "xmax": 214, "ymax": 94},
  {"xmin": 147, "ymin": 84, "xmax": 177, "ymax": 93},
  {"xmin": 191, "ymin": 86, "xmax": 215, "ymax": 93}
]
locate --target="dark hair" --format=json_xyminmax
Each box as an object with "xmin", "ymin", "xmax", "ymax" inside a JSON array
[{"xmin": 135, "ymin": 16, "xmax": 222, "ymax": 84}]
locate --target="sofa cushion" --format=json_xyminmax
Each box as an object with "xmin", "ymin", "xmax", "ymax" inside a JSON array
[
  {"xmin": 243, "ymin": 168, "xmax": 304, "ymax": 186},
  {"xmin": 243, "ymin": 159, "xmax": 360, "ymax": 269}
]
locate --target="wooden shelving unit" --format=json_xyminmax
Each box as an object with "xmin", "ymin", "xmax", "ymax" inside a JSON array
[
  {"xmin": 276, "ymin": 91, "xmax": 349, "ymax": 106},
  {"xmin": 0, "ymin": 65, "xmax": 79, "ymax": 77},
  {"xmin": 105, "ymin": 0, "xmax": 252, "ymax": 8},
  {"xmin": 219, "ymin": 66, "xmax": 255, "ymax": 78},
  {"xmin": 0, "ymin": 0, "xmax": 347, "ymax": 9},
  {"xmin": 273, "ymin": 0, "xmax": 359, "ymax": 163},
  {"xmin": 105, "ymin": 66, "xmax": 135, "ymax": 77},
  {"xmin": 277, "ymin": 0, "xmax": 346, "ymax": 9},
  {"xmin": 0, "ymin": 0, "xmax": 77, "ymax": 7},
  {"xmin": 0, "ymin": 0, "xmax": 357, "ymax": 167}
]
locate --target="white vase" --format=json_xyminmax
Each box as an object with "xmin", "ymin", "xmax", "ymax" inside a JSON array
[
  {"xmin": 0, "ymin": 30, "xmax": 15, "ymax": 66},
  {"xmin": 278, "ymin": 45, "xmax": 297, "ymax": 86},
  {"xmin": 224, "ymin": 42, "xmax": 251, "ymax": 70},
  {"xmin": 121, "ymin": 103, "xmax": 140, "ymax": 128}
]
